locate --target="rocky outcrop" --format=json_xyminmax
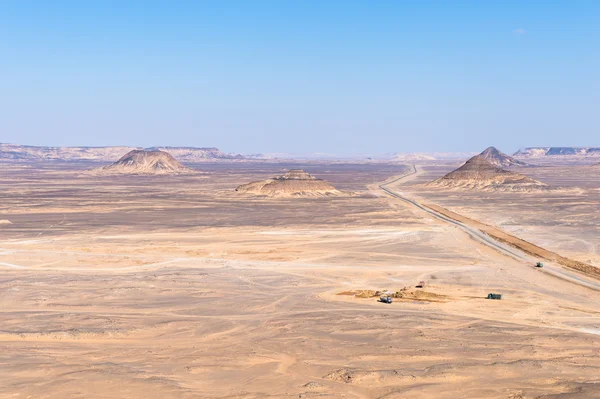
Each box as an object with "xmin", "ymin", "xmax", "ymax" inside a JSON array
[
  {"xmin": 428, "ymin": 155, "xmax": 547, "ymax": 191},
  {"xmin": 93, "ymin": 150, "xmax": 195, "ymax": 175},
  {"xmin": 479, "ymin": 147, "xmax": 527, "ymax": 167},
  {"xmin": 236, "ymin": 170, "xmax": 345, "ymax": 197}
]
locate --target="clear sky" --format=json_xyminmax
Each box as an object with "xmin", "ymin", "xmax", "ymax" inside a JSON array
[{"xmin": 1, "ymin": 1, "xmax": 599, "ymax": 155}]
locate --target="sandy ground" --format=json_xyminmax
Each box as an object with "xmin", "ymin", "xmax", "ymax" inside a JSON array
[
  {"xmin": 1, "ymin": 161, "xmax": 600, "ymax": 399},
  {"xmin": 403, "ymin": 162, "xmax": 600, "ymax": 267}
]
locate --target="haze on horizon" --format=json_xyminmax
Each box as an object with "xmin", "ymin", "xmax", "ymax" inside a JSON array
[{"xmin": 1, "ymin": 1, "xmax": 599, "ymax": 155}]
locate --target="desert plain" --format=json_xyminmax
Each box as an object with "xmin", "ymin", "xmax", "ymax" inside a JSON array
[{"xmin": 1, "ymin": 159, "xmax": 600, "ymax": 399}]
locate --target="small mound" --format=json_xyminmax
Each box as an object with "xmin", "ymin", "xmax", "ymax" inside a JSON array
[
  {"xmin": 479, "ymin": 146, "xmax": 528, "ymax": 168},
  {"xmin": 302, "ymin": 381, "xmax": 324, "ymax": 389},
  {"xmin": 324, "ymin": 368, "xmax": 414, "ymax": 385},
  {"xmin": 0, "ymin": 220, "xmax": 12, "ymax": 225},
  {"xmin": 428, "ymin": 155, "xmax": 547, "ymax": 191},
  {"xmin": 236, "ymin": 169, "xmax": 345, "ymax": 197},
  {"xmin": 92, "ymin": 150, "xmax": 195, "ymax": 175}
]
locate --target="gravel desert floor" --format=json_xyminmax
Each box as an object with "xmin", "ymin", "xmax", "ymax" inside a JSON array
[{"xmin": 1, "ymin": 161, "xmax": 600, "ymax": 399}]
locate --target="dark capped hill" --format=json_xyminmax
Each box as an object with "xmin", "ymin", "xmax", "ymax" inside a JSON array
[
  {"xmin": 236, "ymin": 169, "xmax": 346, "ymax": 197},
  {"xmin": 428, "ymin": 155, "xmax": 547, "ymax": 191},
  {"xmin": 479, "ymin": 147, "xmax": 528, "ymax": 167},
  {"xmin": 93, "ymin": 150, "xmax": 196, "ymax": 175}
]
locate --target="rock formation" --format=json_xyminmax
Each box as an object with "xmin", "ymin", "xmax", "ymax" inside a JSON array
[
  {"xmin": 236, "ymin": 169, "xmax": 344, "ymax": 197},
  {"xmin": 479, "ymin": 147, "xmax": 527, "ymax": 167},
  {"xmin": 428, "ymin": 155, "xmax": 547, "ymax": 191},
  {"xmin": 93, "ymin": 150, "xmax": 195, "ymax": 175}
]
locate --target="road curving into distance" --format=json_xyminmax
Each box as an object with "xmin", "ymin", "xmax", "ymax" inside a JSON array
[{"xmin": 379, "ymin": 165, "xmax": 600, "ymax": 291}]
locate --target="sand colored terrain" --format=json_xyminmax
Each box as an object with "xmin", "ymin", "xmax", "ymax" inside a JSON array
[
  {"xmin": 423, "ymin": 203, "xmax": 600, "ymax": 278},
  {"xmin": 1, "ymin": 161, "xmax": 600, "ymax": 398},
  {"xmin": 403, "ymin": 161, "xmax": 600, "ymax": 268}
]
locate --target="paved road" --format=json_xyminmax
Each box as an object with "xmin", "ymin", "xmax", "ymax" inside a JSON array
[{"xmin": 379, "ymin": 165, "xmax": 600, "ymax": 291}]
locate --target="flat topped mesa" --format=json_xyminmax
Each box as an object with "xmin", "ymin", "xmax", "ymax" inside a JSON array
[
  {"xmin": 274, "ymin": 170, "xmax": 318, "ymax": 180},
  {"xmin": 93, "ymin": 149, "xmax": 195, "ymax": 175},
  {"xmin": 236, "ymin": 169, "xmax": 345, "ymax": 197},
  {"xmin": 479, "ymin": 146, "xmax": 528, "ymax": 168},
  {"xmin": 428, "ymin": 155, "xmax": 547, "ymax": 191}
]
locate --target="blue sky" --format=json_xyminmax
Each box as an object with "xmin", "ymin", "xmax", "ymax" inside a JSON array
[{"xmin": 1, "ymin": 1, "xmax": 598, "ymax": 154}]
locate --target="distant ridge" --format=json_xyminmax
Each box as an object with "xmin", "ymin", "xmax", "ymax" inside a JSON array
[
  {"xmin": 93, "ymin": 150, "xmax": 195, "ymax": 175},
  {"xmin": 0, "ymin": 143, "xmax": 136, "ymax": 161},
  {"xmin": 479, "ymin": 146, "xmax": 527, "ymax": 167},
  {"xmin": 428, "ymin": 155, "xmax": 547, "ymax": 191},
  {"xmin": 390, "ymin": 152, "xmax": 476, "ymax": 161},
  {"xmin": 515, "ymin": 147, "xmax": 600, "ymax": 158},
  {"xmin": 0, "ymin": 143, "xmax": 243, "ymax": 162},
  {"xmin": 393, "ymin": 153, "xmax": 436, "ymax": 161},
  {"xmin": 236, "ymin": 169, "xmax": 345, "ymax": 197},
  {"xmin": 146, "ymin": 146, "xmax": 244, "ymax": 161}
]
